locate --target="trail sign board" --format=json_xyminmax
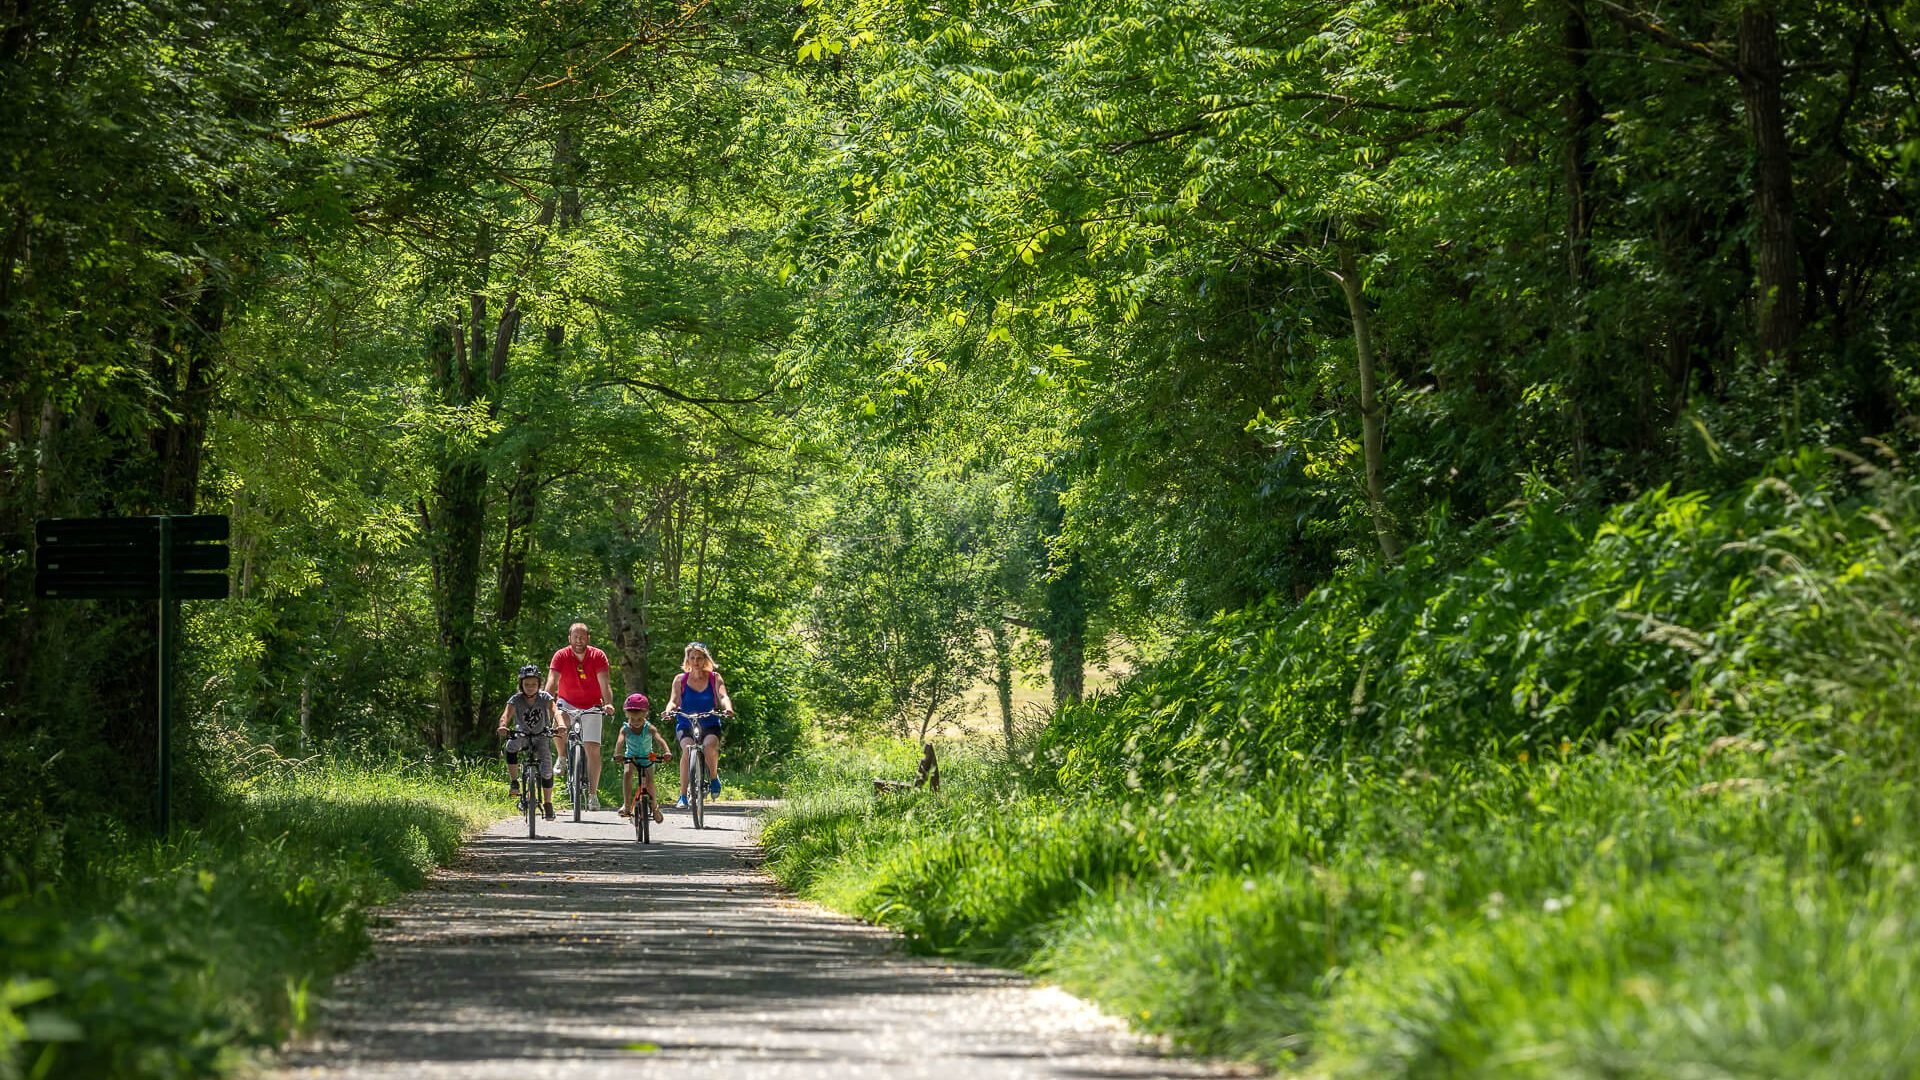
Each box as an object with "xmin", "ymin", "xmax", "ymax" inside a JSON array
[
  {"xmin": 32, "ymin": 515, "xmax": 231, "ymax": 833},
  {"xmin": 33, "ymin": 514, "xmax": 230, "ymax": 600}
]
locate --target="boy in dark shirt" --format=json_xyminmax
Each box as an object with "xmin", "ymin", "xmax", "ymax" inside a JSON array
[{"xmin": 496, "ymin": 663, "xmax": 559, "ymax": 820}]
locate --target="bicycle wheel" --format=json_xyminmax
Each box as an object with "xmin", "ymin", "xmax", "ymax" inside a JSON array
[
  {"xmin": 636, "ymin": 791, "xmax": 650, "ymax": 843},
  {"xmin": 689, "ymin": 753, "xmax": 705, "ymax": 830},
  {"xmin": 570, "ymin": 738, "xmax": 585, "ymax": 823},
  {"xmin": 524, "ymin": 765, "xmax": 537, "ymax": 839}
]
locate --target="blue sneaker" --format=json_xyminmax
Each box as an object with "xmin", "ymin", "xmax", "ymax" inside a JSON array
[
  {"xmin": 709, "ymin": 777, "xmax": 721, "ymax": 797},
  {"xmin": 676, "ymin": 794, "xmax": 689, "ymax": 809}
]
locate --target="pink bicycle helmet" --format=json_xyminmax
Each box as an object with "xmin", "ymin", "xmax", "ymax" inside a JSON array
[{"xmin": 624, "ymin": 692, "xmax": 650, "ymax": 712}]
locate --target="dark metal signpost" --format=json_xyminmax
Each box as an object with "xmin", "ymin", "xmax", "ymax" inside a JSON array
[{"xmin": 34, "ymin": 515, "xmax": 231, "ymax": 833}]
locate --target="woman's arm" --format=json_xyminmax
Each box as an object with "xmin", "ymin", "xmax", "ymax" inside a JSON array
[
  {"xmin": 714, "ymin": 672, "xmax": 734, "ymax": 715},
  {"xmin": 666, "ymin": 673, "xmax": 686, "ymax": 714}
]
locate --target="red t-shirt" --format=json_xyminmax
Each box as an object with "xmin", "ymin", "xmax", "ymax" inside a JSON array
[{"xmin": 550, "ymin": 646, "xmax": 610, "ymax": 708}]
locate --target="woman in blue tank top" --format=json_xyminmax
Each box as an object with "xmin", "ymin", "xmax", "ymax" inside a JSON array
[{"xmin": 668, "ymin": 641, "xmax": 733, "ymax": 808}]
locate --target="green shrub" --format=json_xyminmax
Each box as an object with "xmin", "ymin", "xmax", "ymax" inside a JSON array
[
  {"xmin": 762, "ymin": 460, "xmax": 1920, "ymax": 1075},
  {"xmin": 0, "ymin": 760, "xmax": 501, "ymax": 1079}
]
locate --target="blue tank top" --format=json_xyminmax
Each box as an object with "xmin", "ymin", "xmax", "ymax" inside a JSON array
[{"xmin": 678, "ymin": 672, "xmax": 719, "ymax": 715}]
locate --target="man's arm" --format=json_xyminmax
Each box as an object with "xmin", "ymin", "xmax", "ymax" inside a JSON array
[{"xmin": 598, "ymin": 664, "xmax": 613, "ymax": 710}]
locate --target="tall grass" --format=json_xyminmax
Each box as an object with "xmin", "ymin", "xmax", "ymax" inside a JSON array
[
  {"xmin": 0, "ymin": 759, "xmax": 503, "ymax": 1079},
  {"xmin": 763, "ymin": 456, "xmax": 1920, "ymax": 1076}
]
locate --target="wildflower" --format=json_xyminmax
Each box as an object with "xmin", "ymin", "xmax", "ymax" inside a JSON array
[
  {"xmin": 1408, "ymin": 869, "xmax": 1426, "ymax": 894},
  {"xmin": 1517, "ymin": 750, "xmax": 1530, "ymax": 763},
  {"xmin": 1542, "ymin": 895, "xmax": 1571, "ymax": 914}
]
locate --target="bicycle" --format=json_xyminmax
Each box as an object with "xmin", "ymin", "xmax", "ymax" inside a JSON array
[
  {"xmin": 563, "ymin": 706, "xmax": 606, "ymax": 822},
  {"xmin": 674, "ymin": 710, "xmax": 723, "ymax": 830},
  {"xmin": 507, "ymin": 726, "xmax": 561, "ymax": 839},
  {"xmin": 625, "ymin": 752, "xmax": 666, "ymax": 843}
]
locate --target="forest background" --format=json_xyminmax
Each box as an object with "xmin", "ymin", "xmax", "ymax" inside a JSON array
[{"xmin": 3, "ymin": 0, "xmax": 1920, "ymax": 1074}]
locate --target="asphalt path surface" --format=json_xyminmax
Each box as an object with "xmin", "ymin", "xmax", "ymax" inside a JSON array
[{"xmin": 278, "ymin": 797, "xmax": 1253, "ymax": 1079}]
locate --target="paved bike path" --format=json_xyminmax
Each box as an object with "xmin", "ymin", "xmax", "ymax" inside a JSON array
[{"xmin": 278, "ymin": 799, "xmax": 1253, "ymax": 1079}]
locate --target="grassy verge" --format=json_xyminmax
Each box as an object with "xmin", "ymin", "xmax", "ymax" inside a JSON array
[
  {"xmin": 763, "ymin": 462, "xmax": 1920, "ymax": 1077},
  {"xmin": 767, "ymin": 742, "xmax": 1920, "ymax": 1076},
  {"xmin": 0, "ymin": 759, "xmax": 504, "ymax": 1079}
]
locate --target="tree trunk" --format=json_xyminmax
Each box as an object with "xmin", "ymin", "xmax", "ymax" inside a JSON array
[
  {"xmin": 1046, "ymin": 558, "xmax": 1086, "ymax": 709},
  {"xmin": 1334, "ymin": 238, "xmax": 1399, "ymax": 562},
  {"xmin": 1563, "ymin": 0, "xmax": 1600, "ymax": 477},
  {"xmin": 494, "ymin": 444, "xmax": 539, "ymax": 624},
  {"xmin": 494, "ymin": 320, "xmax": 558, "ymax": 627},
  {"xmin": 1738, "ymin": 6, "xmax": 1798, "ymax": 369},
  {"xmin": 606, "ymin": 564, "xmax": 652, "ymax": 699},
  {"xmin": 990, "ymin": 617, "xmax": 1015, "ymax": 757},
  {"xmin": 299, "ymin": 670, "xmax": 312, "ymax": 752},
  {"xmin": 427, "ymin": 316, "xmax": 487, "ymax": 749}
]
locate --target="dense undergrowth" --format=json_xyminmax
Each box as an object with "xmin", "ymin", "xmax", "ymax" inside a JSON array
[
  {"xmin": 763, "ymin": 455, "xmax": 1920, "ymax": 1077},
  {"xmin": 0, "ymin": 760, "xmax": 502, "ymax": 1079}
]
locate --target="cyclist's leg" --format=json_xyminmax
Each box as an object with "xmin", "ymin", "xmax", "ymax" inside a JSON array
[
  {"xmin": 504, "ymin": 748, "xmax": 521, "ymax": 795},
  {"xmin": 642, "ymin": 766, "xmax": 663, "ymax": 821},
  {"xmin": 553, "ymin": 701, "xmax": 576, "ymax": 773},
  {"xmin": 703, "ymin": 732, "xmax": 720, "ymax": 788},
  {"xmin": 536, "ymin": 736, "xmax": 556, "ymax": 816}
]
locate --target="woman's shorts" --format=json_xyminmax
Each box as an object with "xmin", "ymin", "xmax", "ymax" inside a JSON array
[{"xmin": 676, "ymin": 720, "xmax": 722, "ymax": 742}]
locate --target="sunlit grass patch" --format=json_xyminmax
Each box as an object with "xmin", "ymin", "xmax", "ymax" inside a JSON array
[
  {"xmin": 763, "ymin": 468, "xmax": 1920, "ymax": 1075},
  {"xmin": 0, "ymin": 758, "xmax": 503, "ymax": 1079}
]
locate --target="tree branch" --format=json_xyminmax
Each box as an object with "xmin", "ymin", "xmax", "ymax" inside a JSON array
[
  {"xmin": 603, "ymin": 376, "xmax": 776, "ymax": 406},
  {"xmin": 1593, "ymin": 0, "xmax": 1741, "ymax": 76}
]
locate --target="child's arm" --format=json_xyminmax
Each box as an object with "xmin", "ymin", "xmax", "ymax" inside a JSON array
[
  {"xmin": 496, "ymin": 703, "xmax": 514, "ymax": 736},
  {"xmin": 650, "ymin": 723, "xmax": 672, "ymax": 758},
  {"xmin": 611, "ymin": 726, "xmax": 628, "ymax": 759}
]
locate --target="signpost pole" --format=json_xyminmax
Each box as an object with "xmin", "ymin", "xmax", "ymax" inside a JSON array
[{"xmin": 157, "ymin": 515, "xmax": 173, "ymax": 835}]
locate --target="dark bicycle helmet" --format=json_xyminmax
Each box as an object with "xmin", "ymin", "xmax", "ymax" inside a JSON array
[{"xmin": 516, "ymin": 663, "xmax": 541, "ymax": 681}]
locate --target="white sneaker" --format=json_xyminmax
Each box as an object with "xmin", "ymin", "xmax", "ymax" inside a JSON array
[{"xmin": 588, "ymin": 794, "xmax": 601, "ymax": 811}]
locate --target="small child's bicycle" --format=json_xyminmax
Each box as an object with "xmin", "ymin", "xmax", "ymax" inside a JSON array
[{"xmin": 628, "ymin": 753, "xmax": 666, "ymax": 843}]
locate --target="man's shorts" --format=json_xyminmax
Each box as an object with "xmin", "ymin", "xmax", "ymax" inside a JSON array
[{"xmin": 556, "ymin": 699, "xmax": 606, "ymax": 743}]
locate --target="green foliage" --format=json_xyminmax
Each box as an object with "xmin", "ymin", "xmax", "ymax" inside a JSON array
[
  {"xmin": 762, "ymin": 464, "xmax": 1920, "ymax": 1074},
  {"xmin": 1038, "ymin": 453, "xmax": 1913, "ymax": 791},
  {"xmin": 0, "ymin": 760, "xmax": 501, "ymax": 1079}
]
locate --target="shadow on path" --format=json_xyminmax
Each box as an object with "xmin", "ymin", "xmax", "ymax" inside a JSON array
[{"xmin": 278, "ymin": 800, "xmax": 1256, "ymax": 1079}]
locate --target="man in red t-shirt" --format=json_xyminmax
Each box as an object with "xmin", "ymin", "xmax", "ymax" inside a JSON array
[{"xmin": 545, "ymin": 622, "xmax": 615, "ymax": 811}]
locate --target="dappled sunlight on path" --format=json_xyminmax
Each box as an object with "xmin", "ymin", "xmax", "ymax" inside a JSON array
[{"xmin": 278, "ymin": 799, "xmax": 1253, "ymax": 1078}]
